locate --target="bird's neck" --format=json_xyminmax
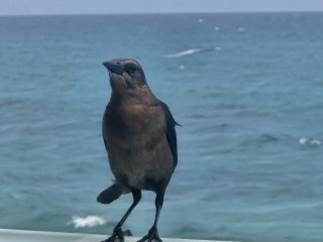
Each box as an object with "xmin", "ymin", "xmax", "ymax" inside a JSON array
[{"xmin": 110, "ymin": 87, "xmax": 158, "ymax": 107}]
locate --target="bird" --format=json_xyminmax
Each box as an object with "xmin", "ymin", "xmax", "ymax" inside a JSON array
[{"xmin": 97, "ymin": 58, "xmax": 178, "ymax": 242}]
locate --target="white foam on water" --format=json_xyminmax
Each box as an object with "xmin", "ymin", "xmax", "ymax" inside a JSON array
[
  {"xmin": 70, "ymin": 215, "xmax": 106, "ymax": 228},
  {"xmin": 310, "ymin": 139, "xmax": 322, "ymax": 145},
  {"xmin": 237, "ymin": 27, "xmax": 245, "ymax": 32},
  {"xmin": 299, "ymin": 137, "xmax": 322, "ymax": 146},
  {"xmin": 299, "ymin": 137, "xmax": 308, "ymax": 145},
  {"xmin": 163, "ymin": 48, "xmax": 214, "ymax": 58},
  {"xmin": 179, "ymin": 65, "xmax": 185, "ymax": 70},
  {"xmin": 164, "ymin": 49, "xmax": 202, "ymax": 58}
]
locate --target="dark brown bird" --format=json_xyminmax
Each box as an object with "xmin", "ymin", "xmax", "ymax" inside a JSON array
[{"xmin": 97, "ymin": 58, "xmax": 178, "ymax": 242}]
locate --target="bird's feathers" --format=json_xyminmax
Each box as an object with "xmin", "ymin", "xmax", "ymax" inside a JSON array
[{"xmin": 97, "ymin": 183, "xmax": 128, "ymax": 204}]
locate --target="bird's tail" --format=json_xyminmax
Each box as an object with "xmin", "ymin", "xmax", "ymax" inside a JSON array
[{"xmin": 96, "ymin": 183, "xmax": 129, "ymax": 204}]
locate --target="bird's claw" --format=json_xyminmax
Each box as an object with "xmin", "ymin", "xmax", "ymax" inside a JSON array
[
  {"xmin": 101, "ymin": 227, "xmax": 131, "ymax": 242},
  {"xmin": 137, "ymin": 228, "xmax": 162, "ymax": 242}
]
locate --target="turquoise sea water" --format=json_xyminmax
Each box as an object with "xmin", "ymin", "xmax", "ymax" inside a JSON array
[{"xmin": 1, "ymin": 13, "xmax": 323, "ymax": 242}]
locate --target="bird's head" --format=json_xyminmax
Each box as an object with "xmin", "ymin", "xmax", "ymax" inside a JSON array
[{"xmin": 103, "ymin": 58, "xmax": 148, "ymax": 97}]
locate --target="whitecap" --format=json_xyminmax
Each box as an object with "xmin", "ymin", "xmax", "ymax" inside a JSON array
[
  {"xmin": 299, "ymin": 137, "xmax": 322, "ymax": 146},
  {"xmin": 238, "ymin": 27, "xmax": 245, "ymax": 32},
  {"xmin": 70, "ymin": 215, "xmax": 106, "ymax": 228},
  {"xmin": 214, "ymin": 26, "xmax": 220, "ymax": 31},
  {"xmin": 299, "ymin": 137, "xmax": 308, "ymax": 145},
  {"xmin": 198, "ymin": 18, "xmax": 204, "ymax": 23},
  {"xmin": 178, "ymin": 65, "xmax": 185, "ymax": 70},
  {"xmin": 310, "ymin": 139, "xmax": 322, "ymax": 145},
  {"xmin": 163, "ymin": 48, "xmax": 214, "ymax": 58},
  {"xmin": 164, "ymin": 49, "xmax": 201, "ymax": 58}
]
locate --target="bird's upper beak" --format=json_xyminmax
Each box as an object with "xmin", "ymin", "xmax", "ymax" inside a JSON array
[{"xmin": 103, "ymin": 60, "xmax": 124, "ymax": 75}]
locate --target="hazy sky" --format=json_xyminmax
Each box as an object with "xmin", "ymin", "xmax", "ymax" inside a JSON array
[{"xmin": 1, "ymin": 0, "xmax": 323, "ymax": 15}]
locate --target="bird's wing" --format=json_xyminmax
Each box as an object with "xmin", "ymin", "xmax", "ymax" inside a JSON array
[
  {"xmin": 103, "ymin": 137, "xmax": 109, "ymax": 152},
  {"xmin": 102, "ymin": 108, "xmax": 111, "ymax": 153},
  {"xmin": 159, "ymin": 101, "xmax": 179, "ymax": 167}
]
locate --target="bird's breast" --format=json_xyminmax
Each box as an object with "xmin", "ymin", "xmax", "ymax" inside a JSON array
[
  {"xmin": 103, "ymin": 103, "xmax": 174, "ymax": 188},
  {"xmin": 105, "ymin": 103, "xmax": 165, "ymax": 142}
]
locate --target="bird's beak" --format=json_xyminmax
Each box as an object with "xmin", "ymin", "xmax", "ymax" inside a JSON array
[{"xmin": 103, "ymin": 60, "xmax": 124, "ymax": 75}]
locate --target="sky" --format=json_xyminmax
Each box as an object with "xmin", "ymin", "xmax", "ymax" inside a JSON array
[{"xmin": 1, "ymin": 0, "xmax": 323, "ymax": 16}]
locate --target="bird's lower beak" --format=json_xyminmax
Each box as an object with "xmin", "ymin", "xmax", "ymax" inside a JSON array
[{"xmin": 103, "ymin": 61, "xmax": 124, "ymax": 75}]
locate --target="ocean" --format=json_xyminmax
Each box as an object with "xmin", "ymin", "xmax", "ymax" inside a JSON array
[{"xmin": 1, "ymin": 12, "xmax": 323, "ymax": 242}]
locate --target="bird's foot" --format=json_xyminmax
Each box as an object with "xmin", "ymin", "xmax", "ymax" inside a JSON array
[
  {"xmin": 137, "ymin": 227, "xmax": 162, "ymax": 242},
  {"xmin": 101, "ymin": 228, "xmax": 132, "ymax": 242}
]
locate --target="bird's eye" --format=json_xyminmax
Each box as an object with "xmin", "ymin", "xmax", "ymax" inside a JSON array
[{"xmin": 126, "ymin": 66, "xmax": 137, "ymax": 75}]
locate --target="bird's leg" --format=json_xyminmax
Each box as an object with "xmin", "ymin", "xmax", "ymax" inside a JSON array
[
  {"xmin": 102, "ymin": 189, "xmax": 141, "ymax": 242},
  {"xmin": 137, "ymin": 191, "xmax": 164, "ymax": 242}
]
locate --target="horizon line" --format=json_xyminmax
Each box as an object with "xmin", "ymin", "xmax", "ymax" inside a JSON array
[{"xmin": 1, "ymin": 10, "xmax": 323, "ymax": 17}]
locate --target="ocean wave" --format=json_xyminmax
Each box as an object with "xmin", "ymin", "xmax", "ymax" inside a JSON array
[
  {"xmin": 198, "ymin": 18, "xmax": 204, "ymax": 23},
  {"xmin": 163, "ymin": 48, "xmax": 214, "ymax": 58},
  {"xmin": 258, "ymin": 134, "xmax": 279, "ymax": 143},
  {"xmin": 70, "ymin": 215, "xmax": 106, "ymax": 228},
  {"xmin": 178, "ymin": 64, "xmax": 185, "ymax": 70},
  {"xmin": 237, "ymin": 27, "xmax": 246, "ymax": 32},
  {"xmin": 299, "ymin": 137, "xmax": 322, "ymax": 146}
]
